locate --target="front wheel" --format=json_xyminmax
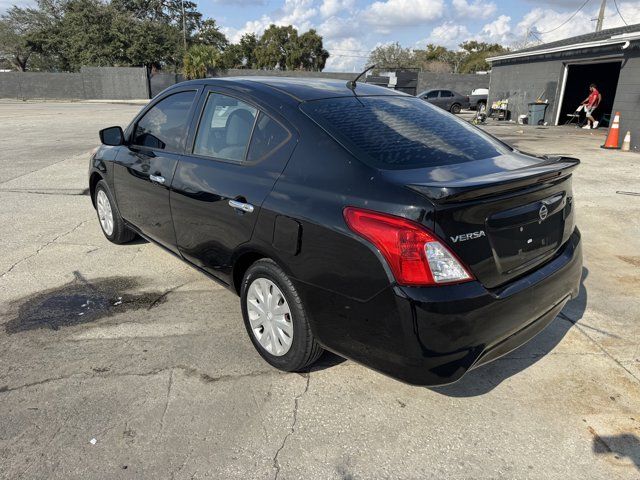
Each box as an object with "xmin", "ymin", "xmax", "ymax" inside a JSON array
[
  {"xmin": 450, "ymin": 103, "xmax": 462, "ymax": 114},
  {"xmin": 94, "ymin": 180, "xmax": 137, "ymax": 244},
  {"xmin": 241, "ymin": 259, "xmax": 324, "ymax": 372}
]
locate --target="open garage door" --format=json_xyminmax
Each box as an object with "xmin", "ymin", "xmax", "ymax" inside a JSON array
[{"xmin": 558, "ymin": 61, "xmax": 621, "ymax": 126}]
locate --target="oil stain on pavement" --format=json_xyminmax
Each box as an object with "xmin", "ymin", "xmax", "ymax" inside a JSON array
[{"xmin": 4, "ymin": 271, "xmax": 167, "ymax": 334}]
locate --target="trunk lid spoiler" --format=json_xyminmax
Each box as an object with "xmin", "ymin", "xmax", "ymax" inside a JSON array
[{"xmin": 405, "ymin": 156, "xmax": 580, "ymax": 204}]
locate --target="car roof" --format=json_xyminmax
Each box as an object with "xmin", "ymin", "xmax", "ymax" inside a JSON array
[{"xmin": 174, "ymin": 76, "xmax": 407, "ymax": 102}]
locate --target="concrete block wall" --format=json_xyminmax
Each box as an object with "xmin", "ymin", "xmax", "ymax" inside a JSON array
[
  {"xmin": 1, "ymin": 66, "xmax": 489, "ymax": 101},
  {"xmin": 217, "ymin": 69, "xmax": 488, "ymax": 96},
  {"xmin": 415, "ymin": 72, "xmax": 489, "ymax": 96},
  {"xmin": 611, "ymin": 50, "xmax": 640, "ymax": 151},
  {"xmin": 80, "ymin": 67, "xmax": 149, "ymax": 100},
  {"xmin": 0, "ymin": 72, "xmax": 85, "ymax": 100},
  {"xmin": 488, "ymin": 59, "xmax": 563, "ymax": 122},
  {"xmin": 219, "ymin": 69, "xmax": 356, "ymax": 81},
  {"xmin": 0, "ymin": 67, "xmax": 148, "ymax": 100}
]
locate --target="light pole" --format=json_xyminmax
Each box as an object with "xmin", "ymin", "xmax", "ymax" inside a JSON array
[
  {"xmin": 181, "ymin": 0, "xmax": 187, "ymax": 51},
  {"xmin": 596, "ymin": 0, "xmax": 606, "ymax": 32}
]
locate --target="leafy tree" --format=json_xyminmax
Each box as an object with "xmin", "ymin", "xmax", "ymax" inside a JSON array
[
  {"xmin": 253, "ymin": 25, "xmax": 329, "ymax": 71},
  {"xmin": 183, "ymin": 43, "xmax": 218, "ymax": 79},
  {"xmin": 367, "ymin": 42, "xmax": 414, "ymax": 69},
  {"xmin": 414, "ymin": 44, "xmax": 453, "ymax": 73},
  {"xmin": 194, "ymin": 18, "xmax": 228, "ymax": 50},
  {"xmin": 295, "ymin": 29, "xmax": 328, "ymax": 71},
  {"xmin": 457, "ymin": 41, "xmax": 508, "ymax": 73},
  {"xmin": 0, "ymin": 7, "xmax": 34, "ymax": 71},
  {"xmin": 22, "ymin": 0, "xmax": 183, "ymax": 70},
  {"xmin": 254, "ymin": 24, "xmax": 297, "ymax": 70},
  {"xmin": 111, "ymin": 0, "xmax": 202, "ymax": 37},
  {"xmin": 220, "ymin": 33, "xmax": 259, "ymax": 69},
  {"xmin": 117, "ymin": 16, "xmax": 182, "ymax": 68},
  {"xmin": 219, "ymin": 43, "xmax": 242, "ymax": 69}
]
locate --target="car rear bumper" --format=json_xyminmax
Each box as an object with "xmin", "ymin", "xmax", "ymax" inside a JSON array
[{"xmin": 300, "ymin": 229, "xmax": 582, "ymax": 386}]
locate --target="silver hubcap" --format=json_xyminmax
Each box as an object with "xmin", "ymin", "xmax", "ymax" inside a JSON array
[
  {"xmin": 96, "ymin": 190, "xmax": 114, "ymax": 236},
  {"xmin": 246, "ymin": 278, "xmax": 293, "ymax": 356}
]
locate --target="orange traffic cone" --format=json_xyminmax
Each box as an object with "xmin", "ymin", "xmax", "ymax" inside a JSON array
[{"xmin": 601, "ymin": 112, "xmax": 621, "ymax": 149}]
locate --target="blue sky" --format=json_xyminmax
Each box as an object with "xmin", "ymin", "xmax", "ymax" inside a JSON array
[{"xmin": 3, "ymin": 0, "xmax": 639, "ymax": 71}]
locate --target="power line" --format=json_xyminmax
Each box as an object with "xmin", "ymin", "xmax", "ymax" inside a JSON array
[
  {"xmin": 535, "ymin": 0, "xmax": 592, "ymax": 35},
  {"xmin": 613, "ymin": 0, "xmax": 629, "ymax": 25},
  {"xmin": 330, "ymin": 53, "xmax": 370, "ymax": 59}
]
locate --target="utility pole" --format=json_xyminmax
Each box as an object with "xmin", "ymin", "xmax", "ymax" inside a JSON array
[
  {"xmin": 181, "ymin": 0, "xmax": 187, "ymax": 52},
  {"xmin": 595, "ymin": 0, "xmax": 606, "ymax": 32}
]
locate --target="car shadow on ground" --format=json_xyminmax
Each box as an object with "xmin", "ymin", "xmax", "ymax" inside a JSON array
[
  {"xmin": 430, "ymin": 267, "xmax": 589, "ymax": 398},
  {"xmin": 592, "ymin": 430, "xmax": 640, "ymax": 472}
]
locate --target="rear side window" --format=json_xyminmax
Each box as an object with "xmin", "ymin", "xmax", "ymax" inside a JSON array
[
  {"xmin": 441, "ymin": 90, "xmax": 454, "ymax": 97},
  {"xmin": 301, "ymin": 96, "xmax": 506, "ymax": 170},
  {"xmin": 193, "ymin": 92, "xmax": 258, "ymax": 162},
  {"xmin": 247, "ymin": 112, "xmax": 291, "ymax": 162},
  {"xmin": 133, "ymin": 91, "xmax": 196, "ymax": 152}
]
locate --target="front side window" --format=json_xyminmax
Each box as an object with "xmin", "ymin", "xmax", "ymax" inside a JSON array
[
  {"xmin": 426, "ymin": 91, "xmax": 439, "ymax": 99},
  {"xmin": 193, "ymin": 93, "xmax": 258, "ymax": 162},
  {"xmin": 301, "ymin": 96, "xmax": 507, "ymax": 170},
  {"xmin": 133, "ymin": 91, "xmax": 196, "ymax": 152}
]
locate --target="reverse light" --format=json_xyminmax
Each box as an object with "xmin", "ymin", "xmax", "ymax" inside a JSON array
[{"xmin": 343, "ymin": 207, "xmax": 473, "ymax": 286}]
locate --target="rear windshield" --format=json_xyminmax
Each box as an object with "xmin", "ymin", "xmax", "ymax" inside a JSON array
[{"xmin": 300, "ymin": 96, "xmax": 507, "ymax": 170}]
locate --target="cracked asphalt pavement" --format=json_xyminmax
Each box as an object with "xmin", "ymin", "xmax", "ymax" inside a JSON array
[{"xmin": 1, "ymin": 101, "xmax": 639, "ymax": 479}]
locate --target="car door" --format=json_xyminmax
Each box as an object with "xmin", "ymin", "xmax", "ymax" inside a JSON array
[
  {"xmin": 170, "ymin": 88, "xmax": 297, "ymax": 283},
  {"xmin": 440, "ymin": 90, "xmax": 455, "ymax": 110},
  {"xmin": 113, "ymin": 89, "xmax": 199, "ymax": 252},
  {"xmin": 423, "ymin": 90, "xmax": 439, "ymax": 106}
]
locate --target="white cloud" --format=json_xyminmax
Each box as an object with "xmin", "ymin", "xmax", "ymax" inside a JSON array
[
  {"xmin": 515, "ymin": 2, "xmax": 640, "ymax": 45},
  {"xmin": 320, "ymin": 0, "xmax": 355, "ymax": 18},
  {"xmin": 452, "ymin": 0, "xmax": 497, "ymax": 19},
  {"xmin": 425, "ymin": 21, "xmax": 472, "ymax": 49},
  {"xmin": 517, "ymin": 7, "xmax": 593, "ymax": 43},
  {"xmin": 318, "ymin": 15, "xmax": 357, "ymax": 40},
  {"xmin": 362, "ymin": 0, "xmax": 445, "ymax": 32},
  {"xmin": 278, "ymin": 0, "xmax": 318, "ymax": 31},
  {"xmin": 324, "ymin": 37, "xmax": 369, "ymax": 72},
  {"xmin": 222, "ymin": 0, "xmax": 319, "ymax": 43},
  {"xmin": 480, "ymin": 14, "xmax": 513, "ymax": 43}
]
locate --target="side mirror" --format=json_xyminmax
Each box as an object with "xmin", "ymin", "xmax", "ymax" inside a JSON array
[{"xmin": 99, "ymin": 126, "xmax": 124, "ymax": 146}]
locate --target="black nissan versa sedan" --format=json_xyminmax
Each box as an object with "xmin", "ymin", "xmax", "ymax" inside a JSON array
[{"xmin": 89, "ymin": 77, "xmax": 582, "ymax": 386}]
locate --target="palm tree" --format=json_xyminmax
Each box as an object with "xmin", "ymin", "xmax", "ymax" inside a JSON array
[{"xmin": 183, "ymin": 44, "xmax": 219, "ymax": 79}]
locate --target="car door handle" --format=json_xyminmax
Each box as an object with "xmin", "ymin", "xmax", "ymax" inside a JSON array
[
  {"xmin": 149, "ymin": 174, "xmax": 165, "ymax": 184},
  {"xmin": 228, "ymin": 199, "xmax": 254, "ymax": 213}
]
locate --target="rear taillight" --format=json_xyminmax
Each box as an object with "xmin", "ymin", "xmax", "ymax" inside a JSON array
[{"xmin": 343, "ymin": 207, "xmax": 473, "ymax": 286}]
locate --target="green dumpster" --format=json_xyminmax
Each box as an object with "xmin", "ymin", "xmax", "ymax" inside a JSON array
[{"xmin": 528, "ymin": 102, "xmax": 549, "ymax": 126}]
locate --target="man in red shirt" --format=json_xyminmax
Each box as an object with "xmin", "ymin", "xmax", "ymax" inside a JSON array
[{"xmin": 581, "ymin": 83, "xmax": 602, "ymax": 129}]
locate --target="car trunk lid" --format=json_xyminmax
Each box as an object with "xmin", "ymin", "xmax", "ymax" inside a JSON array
[{"xmin": 384, "ymin": 153, "xmax": 579, "ymax": 288}]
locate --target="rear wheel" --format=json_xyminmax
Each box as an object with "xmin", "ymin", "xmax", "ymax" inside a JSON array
[
  {"xmin": 241, "ymin": 259, "xmax": 323, "ymax": 372},
  {"xmin": 450, "ymin": 103, "xmax": 462, "ymax": 114},
  {"xmin": 94, "ymin": 180, "xmax": 137, "ymax": 244}
]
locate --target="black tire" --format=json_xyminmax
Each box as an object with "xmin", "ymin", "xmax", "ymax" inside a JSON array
[
  {"xmin": 94, "ymin": 180, "xmax": 137, "ymax": 244},
  {"xmin": 450, "ymin": 103, "xmax": 462, "ymax": 114},
  {"xmin": 241, "ymin": 259, "xmax": 324, "ymax": 372}
]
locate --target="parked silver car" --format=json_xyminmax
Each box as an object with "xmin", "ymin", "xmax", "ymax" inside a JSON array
[{"xmin": 417, "ymin": 89, "xmax": 470, "ymax": 114}]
